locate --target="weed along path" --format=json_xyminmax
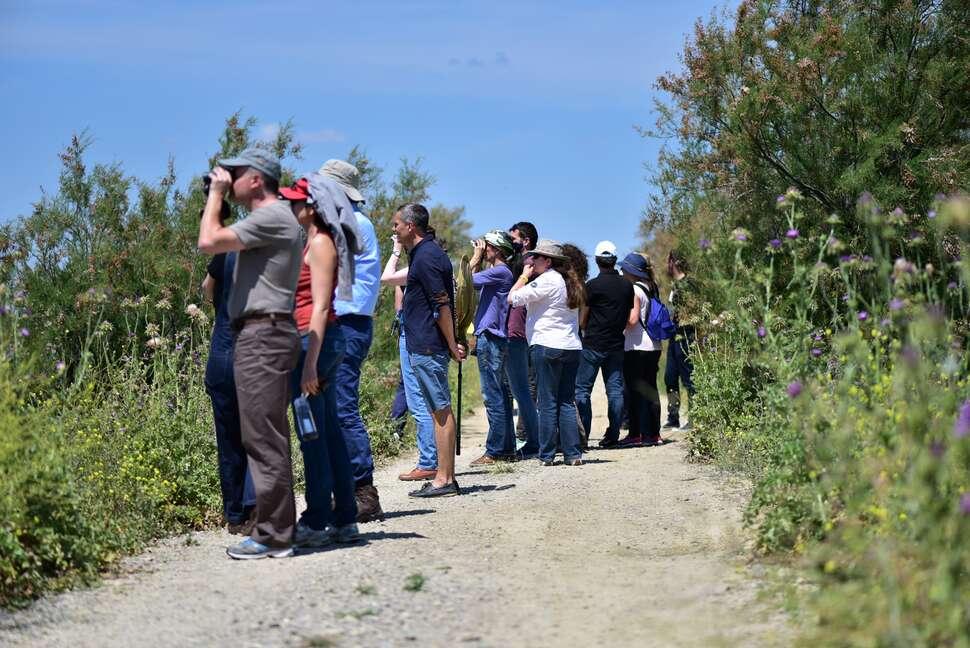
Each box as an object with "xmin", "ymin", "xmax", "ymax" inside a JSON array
[{"xmin": 0, "ymin": 382, "xmax": 792, "ymax": 647}]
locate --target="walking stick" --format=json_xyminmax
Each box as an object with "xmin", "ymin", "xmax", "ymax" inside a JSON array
[{"xmin": 456, "ymin": 361, "xmax": 463, "ymax": 455}]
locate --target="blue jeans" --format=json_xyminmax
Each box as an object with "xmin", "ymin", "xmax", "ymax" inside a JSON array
[
  {"xmin": 574, "ymin": 348, "xmax": 625, "ymax": 442},
  {"xmin": 334, "ymin": 315, "xmax": 375, "ymax": 487},
  {"xmin": 290, "ymin": 328, "xmax": 357, "ymax": 529},
  {"xmin": 400, "ymin": 333, "xmax": 437, "ymax": 470},
  {"xmin": 204, "ymin": 349, "xmax": 256, "ymax": 525},
  {"xmin": 409, "ymin": 351, "xmax": 452, "ymax": 412},
  {"xmin": 531, "ymin": 344, "xmax": 582, "ymax": 463},
  {"xmin": 506, "ymin": 337, "xmax": 538, "ymax": 454},
  {"xmin": 664, "ymin": 331, "xmax": 695, "ymax": 396},
  {"xmin": 477, "ymin": 332, "xmax": 515, "ymax": 457}
]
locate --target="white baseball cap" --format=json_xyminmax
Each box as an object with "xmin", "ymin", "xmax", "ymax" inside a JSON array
[{"xmin": 594, "ymin": 240, "xmax": 618, "ymax": 258}]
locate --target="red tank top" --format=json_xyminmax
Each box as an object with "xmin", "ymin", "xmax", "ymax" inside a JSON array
[{"xmin": 293, "ymin": 232, "xmax": 338, "ymax": 332}]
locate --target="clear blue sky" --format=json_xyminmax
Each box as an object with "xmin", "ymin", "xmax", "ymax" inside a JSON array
[{"xmin": 0, "ymin": 0, "xmax": 732, "ymax": 256}]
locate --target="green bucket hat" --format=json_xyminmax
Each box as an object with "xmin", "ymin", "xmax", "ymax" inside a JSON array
[{"xmin": 483, "ymin": 229, "xmax": 515, "ymax": 257}]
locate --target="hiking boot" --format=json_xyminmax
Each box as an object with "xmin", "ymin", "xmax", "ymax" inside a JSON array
[
  {"xmin": 355, "ymin": 484, "xmax": 385, "ymax": 523},
  {"xmin": 331, "ymin": 523, "xmax": 360, "ymax": 543},
  {"xmin": 226, "ymin": 537, "xmax": 293, "ymax": 560},
  {"xmin": 294, "ymin": 521, "xmax": 332, "ymax": 548},
  {"xmin": 469, "ymin": 454, "xmax": 497, "ymax": 467},
  {"xmin": 598, "ymin": 437, "xmax": 619, "ymax": 449},
  {"xmin": 399, "ymin": 467, "xmax": 437, "ymax": 481},
  {"xmin": 408, "ymin": 480, "xmax": 461, "ymax": 498},
  {"xmin": 618, "ymin": 434, "xmax": 643, "ymax": 447}
]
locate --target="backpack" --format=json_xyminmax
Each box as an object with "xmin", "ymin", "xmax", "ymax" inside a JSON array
[{"xmin": 634, "ymin": 282, "xmax": 676, "ymax": 341}]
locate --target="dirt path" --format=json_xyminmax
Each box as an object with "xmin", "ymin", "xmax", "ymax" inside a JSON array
[{"xmin": 0, "ymin": 382, "xmax": 792, "ymax": 647}]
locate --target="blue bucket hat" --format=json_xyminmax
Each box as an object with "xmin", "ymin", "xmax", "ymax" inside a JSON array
[{"xmin": 620, "ymin": 253, "xmax": 651, "ymax": 279}]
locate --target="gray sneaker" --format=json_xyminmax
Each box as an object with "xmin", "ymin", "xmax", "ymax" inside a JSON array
[
  {"xmin": 294, "ymin": 522, "xmax": 332, "ymax": 548},
  {"xmin": 331, "ymin": 523, "xmax": 360, "ymax": 543},
  {"xmin": 226, "ymin": 537, "xmax": 293, "ymax": 560}
]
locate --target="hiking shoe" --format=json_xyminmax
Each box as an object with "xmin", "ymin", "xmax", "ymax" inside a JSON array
[
  {"xmin": 294, "ymin": 521, "xmax": 332, "ymax": 548},
  {"xmin": 399, "ymin": 467, "xmax": 437, "ymax": 481},
  {"xmin": 469, "ymin": 454, "xmax": 497, "ymax": 466},
  {"xmin": 618, "ymin": 435, "xmax": 643, "ymax": 447},
  {"xmin": 226, "ymin": 537, "xmax": 293, "ymax": 560},
  {"xmin": 331, "ymin": 523, "xmax": 360, "ymax": 544},
  {"xmin": 355, "ymin": 484, "xmax": 385, "ymax": 523},
  {"xmin": 408, "ymin": 480, "xmax": 461, "ymax": 498},
  {"xmin": 662, "ymin": 420, "xmax": 680, "ymax": 430},
  {"xmin": 642, "ymin": 436, "xmax": 664, "ymax": 447},
  {"xmin": 597, "ymin": 437, "xmax": 619, "ymax": 449}
]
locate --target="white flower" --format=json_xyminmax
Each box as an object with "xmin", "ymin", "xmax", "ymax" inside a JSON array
[{"xmin": 185, "ymin": 303, "xmax": 202, "ymax": 319}]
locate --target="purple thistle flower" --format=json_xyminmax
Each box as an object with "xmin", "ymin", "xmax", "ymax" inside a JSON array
[
  {"xmin": 858, "ymin": 192, "xmax": 873, "ymax": 206},
  {"xmin": 934, "ymin": 192, "xmax": 946, "ymax": 202},
  {"xmin": 862, "ymin": 255, "xmax": 874, "ymax": 263},
  {"xmin": 776, "ymin": 195, "xmax": 785, "ymax": 203},
  {"xmin": 839, "ymin": 255, "xmax": 852, "ymax": 264},
  {"xmin": 955, "ymin": 401, "xmax": 970, "ymax": 439},
  {"xmin": 175, "ymin": 343, "xmax": 184, "ymax": 352},
  {"xmin": 769, "ymin": 238, "xmax": 781, "ymax": 249},
  {"xmin": 929, "ymin": 440, "xmax": 945, "ymax": 459},
  {"xmin": 814, "ymin": 333, "xmax": 823, "ymax": 341},
  {"xmin": 786, "ymin": 228, "xmax": 799, "ymax": 239},
  {"xmin": 19, "ymin": 327, "xmax": 29, "ymax": 337},
  {"xmin": 891, "ymin": 207, "xmax": 904, "ymax": 218},
  {"xmin": 947, "ymin": 281, "xmax": 958, "ymax": 290},
  {"xmin": 811, "ymin": 348, "xmax": 823, "ymax": 358},
  {"xmin": 961, "ymin": 493, "xmax": 970, "ymax": 516},
  {"xmin": 880, "ymin": 317, "xmax": 891, "ymax": 327},
  {"xmin": 735, "ymin": 232, "xmax": 748, "ymax": 242},
  {"xmin": 0, "ymin": 306, "xmax": 6, "ymax": 316},
  {"xmin": 757, "ymin": 326, "xmax": 766, "ymax": 339},
  {"xmin": 699, "ymin": 238, "xmax": 711, "ymax": 250},
  {"xmin": 889, "ymin": 298, "xmax": 904, "ymax": 311},
  {"xmin": 787, "ymin": 381, "xmax": 803, "ymax": 398},
  {"xmin": 858, "ymin": 311, "xmax": 869, "ymax": 322},
  {"xmin": 927, "ymin": 209, "xmax": 936, "ymax": 219},
  {"xmin": 55, "ymin": 360, "xmax": 66, "ymax": 372},
  {"xmin": 841, "ymin": 293, "xmax": 850, "ymax": 302}
]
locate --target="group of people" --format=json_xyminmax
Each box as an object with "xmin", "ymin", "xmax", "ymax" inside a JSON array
[{"xmin": 196, "ymin": 147, "xmax": 697, "ymax": 560}]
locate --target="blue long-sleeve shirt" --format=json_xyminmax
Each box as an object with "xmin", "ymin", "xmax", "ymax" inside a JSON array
[{"xmin": 334, "ymin": 204, "xmax": 381, "ymax": 318}]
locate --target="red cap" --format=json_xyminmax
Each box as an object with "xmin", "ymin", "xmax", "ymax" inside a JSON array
[{"xmin": 279, "ymin": 177, "xmax": 311, "ymax": 201}]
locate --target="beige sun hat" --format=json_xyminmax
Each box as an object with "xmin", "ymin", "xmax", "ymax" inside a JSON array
[
  {"xmin": 523, "ymin": 239, "xmax": 568, "ymax": 261},
  {"xmin": 319, "ymin": 159, "xmax": 364, "ymax": 203}
]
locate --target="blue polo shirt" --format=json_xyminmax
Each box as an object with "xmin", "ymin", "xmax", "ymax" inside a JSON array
[{"xmin": 402, "ymin": 237, "xmax": 455, "ymax": 355}]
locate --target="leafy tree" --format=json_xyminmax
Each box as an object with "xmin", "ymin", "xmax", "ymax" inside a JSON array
[{"xmin": 643, "ymin": 0, "xmax": 970, "ymax": 244}]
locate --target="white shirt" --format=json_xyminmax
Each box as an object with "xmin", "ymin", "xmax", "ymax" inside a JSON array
[
  {"xmin": 509, "ymin": 269, "xmax": 582, "ymax": 350},
  {"xmin": 624, "ymin": 283, "xmax": 660, "ymax": 352}
]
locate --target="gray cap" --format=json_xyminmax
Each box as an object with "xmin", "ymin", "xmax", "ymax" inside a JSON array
[
  {"xmin": 319, "ymin": 159, "xmax": 364, "ymax": 203},
  {"xmin": 217, "ymin": 147, "xmax": 281, "ymax": 182}
]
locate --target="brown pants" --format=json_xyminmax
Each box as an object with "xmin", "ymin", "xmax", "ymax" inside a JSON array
[{"xmin": 233, "ymin": 318, "xmax": 300, "ymax": 547}]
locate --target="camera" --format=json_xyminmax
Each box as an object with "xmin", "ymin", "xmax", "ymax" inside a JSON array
[{"xmin": 201, "ymin": 175, "xmax": 212, "ymax": 195}]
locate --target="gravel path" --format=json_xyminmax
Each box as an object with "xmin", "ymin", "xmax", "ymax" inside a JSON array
[{"xmin": 0, "ymin": 383, "xmax": 792, "ymax": 647}]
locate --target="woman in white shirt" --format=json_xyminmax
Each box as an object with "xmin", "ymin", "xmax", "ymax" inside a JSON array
[
  {"xmin": 619, "ymin": 253, "xmax": 663, "ymax": 446},
  {"xmin": 508, "ymin": 240, "xmax": 586, "ymax": 466}
]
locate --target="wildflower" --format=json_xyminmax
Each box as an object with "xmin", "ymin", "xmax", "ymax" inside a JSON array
[
  {"xmin": 927, "ymin": 209, "xmax": 936, "ymax": 219},
  {"xmin": 961, "ymin": 493, "xmax": 970, "ymax": 516},
  {"xmin": 732, "ymin": 228, "xmax": 750, "ymax": 243},
  {"xmin": 0, "ymin": 306, "xmax": 6, "ymax": 316},
  {"xmin": 787, "ymin": 381, "xmax": 803, "ymax": 398},
  {"xmin": 698, "ymin": 238, "xmax": 711, "ymax": 251},
  {"xmin": 947, "ymin": 281, "xmax": 958, "ymax": 291},
  {"xmin": 892, "ymin": 257, "xmax": 916, "ymax": 279},
  {"xmin": 841, "ymin": 293, "xmax": 850, "ymax": 303},
  {"xmin": 889, "ymin": 298, "xmax": 904, "ymax": 311},
  {"xmin": 14, "ymin": 290, "xmax": 25, "ymax": 302},
  {"xmin": 890, "ymin": 207, "xmax": 905, "ymax": 220},
  {"xmin": 145, "ymin": 323, "xmax": 160, "ymax": 337},
  {"xmin": 768, "ymin": 238, "xmax": 781, "ymax": 250},
  {"xmin": 858, "ymin": 311, "xmax": 868, "ymax": 322},
  {"xmin": 175, "ymin": 343, "xmax": 184, "ymax": 352},
  {"xmin": 185, "ymin": 303, "xmax": 202, "ymax": 319},
  {"xmin": 19, "ymin": 327, "xmax": 29, "ymax": 337},
  {"xmin": 811, "ymin": 348, "xmax": 823, "ymax": 358},
  {"xmin": 784, "ymin": 187, "xmax": 802, "ymax": 202},
  {"xmin": 786, "ymin": 228, "xmax": 799, "ymax": 239},
  {"xmin": 155, "ymin": 298, "xmax": 172, "ymax": 311},
  {"xmin": 858, "ymin": 192, "xmax": 874, "ymax": 206},
  {"xmin": 900, "ymin": 345, "xmax": 920, "ymax": 367},
  {"xmin": 929, "ymin": 440, "xmax": 945, "ymax": 458},
  {"xmin": 145, "ymin": 336, "xmax": 166, "ymax": 349},
  {"xmin": 55, "ymin": 360, "xmax": 66, "ymax": 373},
  {"xmin": 757, "ymin": 326, "xmax": 766, "ymax": 339},
  {"xmin": 955, "ymin": 401, "xmax": 970, "ymax": 439}
]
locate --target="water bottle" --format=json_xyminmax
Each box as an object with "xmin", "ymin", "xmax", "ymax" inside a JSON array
[{"xmin": 293, "ymin": 394, "xmax": 318, "ymax": 441}]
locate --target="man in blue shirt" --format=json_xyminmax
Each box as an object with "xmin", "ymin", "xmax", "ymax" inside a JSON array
[
  {"xmin": 320, "ymin": 159, "xmax": 384, "ymax": 523},
  {"xmin": 392, "ymin": 203, "xmax": 466, "ymax": 498}
]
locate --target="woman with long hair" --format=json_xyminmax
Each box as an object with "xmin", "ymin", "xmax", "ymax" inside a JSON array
[
  {"xmin": 508, "ymin": 240, "xmax": 585, "ymax": 465},
  {"xmin": 279, "ymin": 178, "xmax": 358, "ymax": 546},
  {"xmin": 618, "ymin": 252, "xmax": 663, "ymax": 446}
]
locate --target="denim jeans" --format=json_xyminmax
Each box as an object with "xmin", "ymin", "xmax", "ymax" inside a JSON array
[
  {"xmin": 204, "ymin": 349, "xmax": 256, "ymax": 525},
  {"xmin": 506, "ymin": 337, "xmax": 539, "ymax": 454},
  {"xmin": 400, "ymin": 332, "xmax": 437, "ymax": 470},
  {"xmin": 477, "ymin": 332, "xmax": 515, "ymax": 457},
  {"xmin": 290, "ymin": 327, "xmax": 357, "ymax": 529},
  {"xmin": 334, "ymin": 315, "xmax": 375, "ymax": 486},
  {"xmin": 664, "ymin": 331, "xmax": 695, "ymax": 395},
  {"xmin": 531, "ymin": 344, "xmax": 582, "ymax": 463},
  {"xmin": 625, "ymin": 350, "xmax": 662, "ymax": 439},
  {"xmin": 574, "ymin": 348, "xmax": 625, "ymax": 443}
]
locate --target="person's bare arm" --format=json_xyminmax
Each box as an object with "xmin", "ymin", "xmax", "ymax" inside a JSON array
[
  {"xmin": 381, "ymin": 235, "xmax": 409, "ymax": 286},
  {"xmin": 627, "ymin": 292, "xmax": 641, "ymax": 329},
  {"xmin": 301, "ymin": 233, "xmax": 338, "ymax": 396},
  {"xmin": 201, "ymin": 274, "xmax": 216, "ymax": 303},
  {"xmin": 197, "ymin": 168, "xmax": 245, "ymax": 254},
  {"xmin": 435, "ymin": 304, "xmax": 465, "ymax": 362}
]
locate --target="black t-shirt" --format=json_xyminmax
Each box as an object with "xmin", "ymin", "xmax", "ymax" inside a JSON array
[{"xmin": 582, "ymin": 268, "xmax": 634, "ymax": 352}]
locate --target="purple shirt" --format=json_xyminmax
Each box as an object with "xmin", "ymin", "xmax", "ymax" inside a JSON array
[
  {"xmin": 472, "ymin": 264, "xmax": 514, "ymax": 337},
  {"xmin": 507, "ymin": 305, "xmax": 527, "ymax": 339}
]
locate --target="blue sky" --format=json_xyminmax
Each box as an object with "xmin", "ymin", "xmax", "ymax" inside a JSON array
[{"xmin": 0, "ymin": 0, "xmax": 733, "ymax": 256}]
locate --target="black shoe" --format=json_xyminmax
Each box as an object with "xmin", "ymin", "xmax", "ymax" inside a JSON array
[
  {"xmin": 662, "ymin": 420, "xmax": 680, "ymax": 430},
  {"xmin": 598, "ymin": 437, "xmax": 619, "ymax": 449},
  {"xmin": 540, "ymin": 459, "xmax": 555, "ymax": 466},
  {"xmin": 408, "ymin": 480, "xmax": 461, "ymax": 498}
]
